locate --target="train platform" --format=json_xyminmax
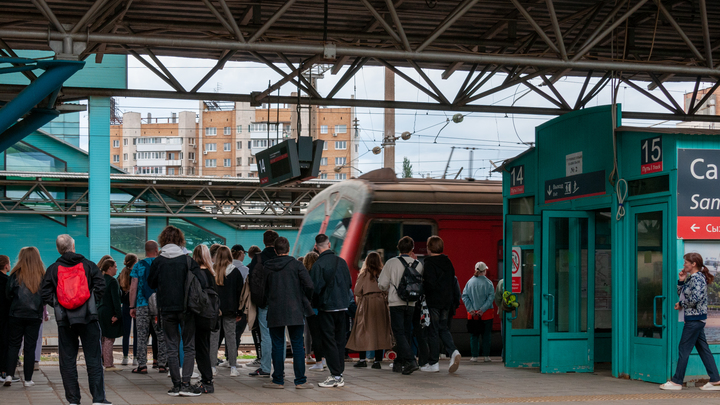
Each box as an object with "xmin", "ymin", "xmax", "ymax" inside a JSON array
[{"xmin": 4, "ymin": 358, "xmax": 720, "ymax": 405}]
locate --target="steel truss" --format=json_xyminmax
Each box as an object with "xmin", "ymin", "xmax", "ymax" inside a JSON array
[
  {"xmin": 2, "ymin": 1, "xmax": 720, "ymax": 122},
  {"xmin": 0, "ymin": 171, "xmax": 332, "ymax": 228}
]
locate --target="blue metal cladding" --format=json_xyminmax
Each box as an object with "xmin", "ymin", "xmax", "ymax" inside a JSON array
[{"xmin": 88, "ymin": 96, "xmax": 111, "ymax": 260}]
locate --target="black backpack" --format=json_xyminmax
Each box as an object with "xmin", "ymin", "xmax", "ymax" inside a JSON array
[
  {"xmin": 248, "ymin": 255, "xmax": 269, "ymax": 308},
  {"xmin": 395, "ymin": 256, "xmax": 423, "ymax": 302},
  {"xmin": 184, "ymin": 257, "xmax": 220, "ymax": 330}
]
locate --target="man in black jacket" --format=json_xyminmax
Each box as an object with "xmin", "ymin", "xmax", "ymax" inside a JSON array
[
  {"xmin": 246, "ymin": 230, "xmax": 278, "ymax": 378},
  {"xmin": 147, "ymin": 225, "xmax": 203, "ymax": 397},
  {"xmin": 310, "ymin": 234, "xmax": 352, "ymax": 388},
  {"xmin": 41, "ymin": 234, "xmax": 109, "ymax": 405},
  {"xmin": 420, "ymin": 236, "xmax": 461, "ymax": 373},
  {"xmin": 262, "ymin": 237, "xmax": 314, "ymax": 389}
]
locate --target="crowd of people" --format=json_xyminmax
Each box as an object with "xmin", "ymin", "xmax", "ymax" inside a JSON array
[{"xmin": 0, "ymin": 226, "xmax": 502, "ymax": 401}]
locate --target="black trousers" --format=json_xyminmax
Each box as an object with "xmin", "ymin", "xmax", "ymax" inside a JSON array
[
  {"xmin": 6, "ymin": 317, "xmax": 42, "ymax": 381},
  {"xmin": 390, "ymin": 306, "xmax": 415, "ymax": 367},
  {"xmin": 194, "ymin": 322, "xmax": 213, "ymax": 384},
  {"xmin": 306, "ymin": 314, "xmax": 324, "ymax": 360},
  {"xmin": 162, "ymin": 312, "xmax": 195, "ymax": 385},
  {"xmin": 58, "ymin": 321, "xmax": 106, "ymax": 404},
  {"xmin": 0, "ymin": 316, "xmax": 9, "ymax": 375},
  {"xmin": 235, "ymin": 316, "xmax": 248, "ymax": 349},
  {"xmin": 318, "ymin": 311, "xmax": 347, "ymax": 377}
]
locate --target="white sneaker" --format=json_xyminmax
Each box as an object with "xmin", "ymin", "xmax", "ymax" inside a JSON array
[
  {"xmin": 212, "ymin": 367, "xmax": 217, "ymax": 376},
  {"xmin": 121, "ymin": 357, "xmax": 129, "ymax": 366},
  {"xmin": 244, "ymin": 358, "xmax": 261, "ymax": 368},
  {"xmin": 23, "ymin": 380, "xmax": 35, "ymax": 387},
  {"xmin": 218, "ymin": 360, "xmax": 230, "ymax": 368},
  {"xmin": 659, "ymin": 381, "xmax": 682, "ymax": 390},
  {"xmin": 699, "ymin": 382, "xmax": 720, "ymax": 391},
  {"xmin": 230, "ymin": 367, "xmax": 239, "ymax": 377},
  {"xmin": 420, "ymin": 363, "xmax": 439, "ymax": 372},
  {"xmin": 449, "ymin": 350, "xmax": 461, "ymax": 373},
  {"xmin": 132, "ymin": 359, "xmax": 138, "ymax": 366},
  {"xmin": 318, "ymin": 376, "xmax": 344, "ymax": 388},
  {"xmin": 469, "ymin": 357, "xmax": 478, "ymax": 362},
  {"xmin": 484, "ymin": 356, "xmax": 492, "ymax": 362},
  {"xmin": 3, "ymin": 376, "xmax": 11, "ymax": 386},
  {"xmin": 309, "ymin": 362, "xmax": 324, "ymax": 371}
]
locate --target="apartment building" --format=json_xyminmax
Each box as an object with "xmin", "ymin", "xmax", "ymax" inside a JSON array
[
  {"xmin": 677, "ymin": 87, "xmax": 720, "ymax": 131},
  {"xmin": 111, "ymin": 101, "xmax": 357, "ymax": 179}
]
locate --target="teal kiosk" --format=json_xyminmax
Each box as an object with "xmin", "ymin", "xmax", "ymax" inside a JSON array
[{"xmin": 499, "ymin": 105, "xmax": 720, "ymax": 383}]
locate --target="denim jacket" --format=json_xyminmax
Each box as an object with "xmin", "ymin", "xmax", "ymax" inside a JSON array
[{"xmin": 678, "ymin": 272, "xmax": 708, "ymax": 321}]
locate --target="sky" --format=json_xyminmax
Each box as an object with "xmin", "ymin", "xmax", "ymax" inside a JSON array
[{"xmin": 77, "ymin": 55, "xmax": 715, "ymax": 180}]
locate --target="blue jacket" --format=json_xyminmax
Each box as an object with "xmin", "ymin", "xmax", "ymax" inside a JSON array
[{"xmin": 462, "ymin": 275, "xmax": 494, "ymax": 314}]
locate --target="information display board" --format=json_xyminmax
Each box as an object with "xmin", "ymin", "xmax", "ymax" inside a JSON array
[
  {"xmin": 544, "ymin": 170, "xmax": 605, "ymax": 203},
  {"xmin": 677, "ymin": 149, "xmax": 720, "ymax": 239},
  {"xmin": 256, "ymin": 139, "xmax": 301, "ymax": 186}
]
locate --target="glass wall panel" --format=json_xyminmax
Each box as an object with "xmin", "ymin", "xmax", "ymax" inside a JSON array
[
  {"xmin": 169, "ymin": 218, "xmax": 225, "ymax": 252},
  {"xmin": 636, "ymin": 211, "xmax": 663, "ymax": 339},
  {"xmin": 551, "ymin": 217, "xmax": 570, "ymax": 333},
  {"xmin": 512, "ymin": 249, "xmax": 535, "ymax": 330},
  {"xmin": 111, "ymin": 217, "xmax": 146, "ymax": 256},
  {"xmin": 595, "ymin": 211, "xmax": 612, "ymax": 332},
  {"xmin": 4, "ymin": 142, "xmax": 66, "ymax": 172}
]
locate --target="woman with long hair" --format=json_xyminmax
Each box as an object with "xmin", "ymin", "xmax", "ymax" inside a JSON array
[
  {"xmin": 660, "ymin": 252, "xmax": 720, "ymax": 391},
  {"xmin": 187, "ymin": 244, "xmax": 218, "ymax": 392},
  {"xmin": 347, "ymin": 252, "xmax": 393, "ymax": 369},
  {"xmin": 98, "ymin": 259, "xmax": 123, "ymax": 371},
  {"xmin": 118, "ymin": 254, "xmax": 137, "ymax": 366},
  {"xmin": 210, "ymin": 246, "xmax": 243, "ymax": 377},
  {"xmin": 3, "ymin": 247, "xmax": 45, "ymax": 387}
]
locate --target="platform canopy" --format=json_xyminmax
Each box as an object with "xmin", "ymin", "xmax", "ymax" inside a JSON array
[{"xmin": 2, "ymin": 0, "xmax": 720, "ymax": 121}]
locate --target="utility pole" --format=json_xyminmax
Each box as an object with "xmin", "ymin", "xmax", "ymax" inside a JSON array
[{"xmin": 383, "ymin": 67, "xmax": 395, "ymax": 170}]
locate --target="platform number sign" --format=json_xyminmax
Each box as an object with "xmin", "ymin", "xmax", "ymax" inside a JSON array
[
  {"xmin": 511, "ymin": 246, "xmax": 522, "ymax": 293},
  {"xmin": 510, "ymin": 165, "xmax": 525, "ymax": 195},
  {"xmin": 641, "ymin": 136, "xmax": 663, "ymax": 175}
]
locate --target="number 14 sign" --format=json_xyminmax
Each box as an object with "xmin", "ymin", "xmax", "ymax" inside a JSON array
[
  {"xmin": 641, "ymin": 136, "xmax": 663, "ymax": 175},
  {"xmin": 510, "ymin": 165, "xmax": 525, "ymax": 195}
]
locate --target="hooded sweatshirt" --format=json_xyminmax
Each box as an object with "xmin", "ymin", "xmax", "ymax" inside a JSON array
[
  {"xmin": 41, "ymin": 252, "xmax": 105, "ymax": 326},
  {"xmin": 217, "ymin": 264, "xmax": 243, "ymax": 316},
  {"xmin": 265, "ymin": 255, "xmax": 314, "ymax": 328},
  {"xmin": 147, "ymin": 244, "xmax": 200, "ymax": 313},
  {"xmin": 422, "ymin": 254, "xmax": 457, "ymax": 309}
]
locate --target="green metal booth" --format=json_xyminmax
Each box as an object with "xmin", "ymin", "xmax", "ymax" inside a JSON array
[{"xmin": 499, "ymin": 104, "xmax": 720, "ymax": 383}]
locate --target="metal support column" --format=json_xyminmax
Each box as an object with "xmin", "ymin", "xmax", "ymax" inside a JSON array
[{"xmin": 88, "ymin": 96, "xmax": 111, "ymax": 261}]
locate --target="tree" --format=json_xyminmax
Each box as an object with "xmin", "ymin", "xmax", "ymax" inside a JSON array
[{"xmin": 402, "ymin": 157, "xmax": 413, "ymax": 178}]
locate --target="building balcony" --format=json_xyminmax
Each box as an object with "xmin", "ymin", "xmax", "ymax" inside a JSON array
[
  {"xmin": 136, "ymin": 159, "xmax": 182, "ymax": 167},
  {"xmin": 136, "ymin": 143, "xmax": 183, "ymax": 152}
]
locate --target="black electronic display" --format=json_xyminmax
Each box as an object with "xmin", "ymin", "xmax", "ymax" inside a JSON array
[{"xmin": 256, "ymin": 139, "xmax": 301, "ymax": 186}]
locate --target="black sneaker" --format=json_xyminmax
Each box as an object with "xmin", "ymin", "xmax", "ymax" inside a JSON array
[
  {"xmin": 179, "ymin": 383, "xmax": 202, "ymax": 397},
  {"xmin": 200, "ymin": 382, "xmax": 214, "ymax": 394},
  {"xmin": 371, "ymin": 361, "xmax": 382, "ymax": 369},
  {"xmin": 354, "ymin": 360, "xmax": 367, "ymax": 368},
  {"xmin": 167, "ymin": 385, "xmax": 181, "ymax": 397},
  {"xmin": 248, "ymin": 368, "xmax": 270, "ymax": 377},
  {"xmin": 402, "ymin": 361, "xmax": 419, "ymax": 375}
]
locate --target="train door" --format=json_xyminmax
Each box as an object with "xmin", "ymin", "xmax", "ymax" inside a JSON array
[
  {"xmin": 504, "ymin": 215, "xmax": 541, "ymax": 367},
  {"xmin": 541, "ymin": 211, "xmax": 595, "ymax": 373},
  {"xmin": 629, "ymin": 204, "xmax": 669, "ymax": 383}
]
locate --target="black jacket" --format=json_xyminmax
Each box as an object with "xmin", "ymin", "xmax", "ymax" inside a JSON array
[
  {"xmin": 422, "ymin": 254, "xmax": 457, "ymax": 309},
  {"xmin": 148, "ymin": 254, "xmax": 199, "ymax": 313},
  {"xmin": 0, "ymin": 271, "xmax": 10, "ymax": 321},
  {"xmin": 98, "ymin": 274, "xmax": 123, "ymax": 339},
  {"xmin": 191, "ymin": 266, "xmax": 219, "ymax": 330},
  {"xmin": 217, "ymin": 265, "xmax": 243, "ymax": 316},
  {"xmin": 310, "ymin": 250, "xmax": 352, "ymax": 311},
  {"xmin": 6, "ymin": 273, "xmax": 44, "ymax": 319},
  {"xmin": 42, "ymin": 252, "xmax": 105, "ymax": 326},
  {"xmin": 248, "ymin": 246, "xmax": 277, "ymax": 274},
  {"xmin": 265, "ymin": 255, "xmax": 313, "ymax": 328}
]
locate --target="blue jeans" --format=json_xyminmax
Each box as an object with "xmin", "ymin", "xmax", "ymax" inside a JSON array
[
  {"xmin": 258, "ymin": 307, "xmax": 272, "ymax": 373},
  {"xmin": 270, "ymin": 325, "xmax": 306, "ymax": 385},
  {"xmin": 671, "ymin": 320, "xmax": 720, "ymax": 384}
]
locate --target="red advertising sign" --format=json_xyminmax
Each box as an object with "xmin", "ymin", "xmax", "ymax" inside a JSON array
[{"xmin": 511, "ymin": 246, "xmax": 522, "ymax": 293}]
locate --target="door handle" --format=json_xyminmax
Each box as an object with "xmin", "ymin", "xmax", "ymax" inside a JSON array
[
  {"xmin": 509, "ymin": 308, "xmax": 518, "ymax": 321},
  {"xmin": 543, "ymin": 293, "xmax": 555, "ymax": 323},
  {"xmin": 653, "ymin": 295, "xmax": 666, "ymax": 328}
]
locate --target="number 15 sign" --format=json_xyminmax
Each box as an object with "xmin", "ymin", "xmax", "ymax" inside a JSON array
[{"xmin": 641, "ymin": 136, "xmax": 663, "ymax": 175}]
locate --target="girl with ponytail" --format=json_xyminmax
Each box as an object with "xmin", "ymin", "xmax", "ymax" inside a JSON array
[{"xmin": 660, "ymin": 252, "xmax": 720, "ymax": 391}]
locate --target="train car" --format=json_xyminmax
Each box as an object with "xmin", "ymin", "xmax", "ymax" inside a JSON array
[{"xmin": 292, "ymin": 168, "xmax": 504, "ymax": 353}]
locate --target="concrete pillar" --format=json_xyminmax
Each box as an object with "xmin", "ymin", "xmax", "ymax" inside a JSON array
[
  {"xmin": 383, "ymin": 67, "xmax": 395, "ymax": 170},
  {"xmin": 88, "ymin": 96, "xmax": 111, "ymax": 261}
]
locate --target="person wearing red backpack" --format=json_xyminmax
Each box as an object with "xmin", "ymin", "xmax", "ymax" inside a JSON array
[{"xmin": 41, "ymin": 234, "xmax": 109, "ymax": 405}]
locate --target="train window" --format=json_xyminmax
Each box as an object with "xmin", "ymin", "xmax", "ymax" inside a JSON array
[
  {"xmin": 359, "ymin": 220, "xmax": 435, "ymax": 267},
  {"xmin": 326, "ymin": 198, "xmax": 355, "ymax": 255},
  {"xmin": 508, "ymin": 197, "xmax": 534, "ymax": 215},
  {"xmin": 293, "ymin": 203, "xmax": 326, "ymax": 257}
]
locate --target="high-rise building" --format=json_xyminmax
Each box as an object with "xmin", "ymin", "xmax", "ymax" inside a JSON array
[
  {"xmin": 677, "ymin": 87, "xmax": 720, "ymax": 130},
  {"xmin": 110, "ymin": 101, "xmax": 357, "ymax": 179}
]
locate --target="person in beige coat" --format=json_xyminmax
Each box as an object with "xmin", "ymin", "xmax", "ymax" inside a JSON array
[{"xmin": 347, "ymin": 252, "xmax": 393, "ymax": 369}]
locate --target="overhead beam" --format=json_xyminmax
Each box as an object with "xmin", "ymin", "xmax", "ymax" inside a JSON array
[
  {"xmin": 416, "ymin": 0, "xmax": 482, "ymax": 53},
  {"xmin": 510, "ymin": 0, "xmax": 561, "ymax": 56},
  {"xmin": 545, "ymin": 0, "xmax": 568, "ymax": 60},
  {"xmin": 384, "ymin": 0, "xmax": 411, "ymax": 51},
  {"xmin": 653, "ymin": 0, "xmax": 705, "ymax": 63},
  {"xmin": 248, "ymin": 0, "xmax": 299, "ymax": 43}
]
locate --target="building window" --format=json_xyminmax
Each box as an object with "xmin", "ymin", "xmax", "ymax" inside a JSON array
[
  {"xmin": 133, "ymin": 153, "xmax": 137, "ymax": 161},
  {"xmin": 132, "ymin": 138, "xmax": 137, "ymax": 145},
  {"xmin": 224, "ymin": 143, "xmax": 231, "ymax": 151},
  {"xmin": 335, "ymin": 141, "xmax": 347, "ymax": 150},
  {"xmin": 247, "ymin": 141, "xmax": 252, "ymax": 149},
  {"xmin": 205, "ymin": 159, "xmax": 217, "ymax": 167},
  {"xmin": 224, "ymin": 158, "xmax": 231, "ymax": 167},
  {"xmin": 248, "ymin": 157, "xmax": 255, "ymax": 165},
  {"xmin": 320, "ymin": 157, "xmax": 327, "ymax": 166},
  {"xmin": 335, "ymin": 125, "xmax": 347, "ymax": 133},
  {"xmin": 335, "ymin": 157, "xmax": 346, "ymax": 166},
  {"xmin": 189, "ymin": 167, "xmax": 195, "ymax": 175},
  {"xmin": 319, "ymin": 173, "xmax": 328, "ymax": 179},
  {"xmin": 123, "ymin": 153, "xmax": 128, "ymax": 161},
  {"xmin": 252, "ymin": 139, "xmax": 270, "ymax": 148},
  {"xmin": 224, "ymin": 127, "xmax": 232, "ymax": 135},
  {"xmin": 237, "ymin": 173, "xmax": 242, "ymax": 177},
  {"xmin": 123, "ymin": 138, "xmax": 128, "ymax": 146},
  {"xmin": 189, "ymin": 152, "xmax": 195, "ymax": 160},
  {"xmin": 113, "ymin": 140, "xmax": 119, "ymax": 148},
  {"xmin": 137, "ymin": 152, "xmax": 167, "ymax": 159},
  {"xmin": 113, "ymin": 154, "xmax": 120, "ymax": 162},
  {"xmin": 236, "ymin": 125, "xmax": 242, "ymax": 134},
  {"xmin": 320, "ymin": 125, "xmax": 328, "ymax": 134},
  {"xmin": 205, "ymin": 143, "xmax": 217, "ymax": 152},
  {"xmin": 168, "ymin": 168, "xmax": 175, "ymax": 175},
  {"xmin": 205, "ymin": 127, "xmax": 217, "ymax": 136},
  {"xmin": 236, "ymin": 141, "xmax": 242, "ymax": 149},
  {"xmin": 236, "ymin": 157, "xmax": 242, "ymax": 166},
  {"xmin": 248, "ymin": 172, "xmax": 254, "ymax": 177},
  {"xmin": 335, "ymin": 173, "xmax": 347, "ymax": 180},
  {"xmin": 323, "ymin": 142, "xmax": 328, "ymax": 150}
]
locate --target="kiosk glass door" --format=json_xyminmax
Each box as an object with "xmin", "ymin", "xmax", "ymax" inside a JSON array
[
  {"xmin": 630, "ymin": 205, "xmax": 668, "ymax": 383},
  {"xmin": 541, "ymin": 211, "xmax": 595, "ymax": 373}
]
